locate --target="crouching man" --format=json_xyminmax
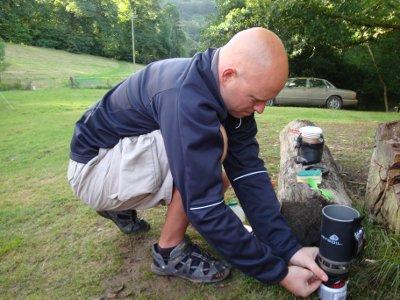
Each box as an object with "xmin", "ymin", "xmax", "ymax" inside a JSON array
[{"xmin": 68, "ymin": 27, "xmax": 327, "ymax": 297}]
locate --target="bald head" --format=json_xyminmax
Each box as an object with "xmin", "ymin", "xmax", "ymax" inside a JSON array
[
  {"xmin": 217, "ymin": 27, "xmax": 289, "ymax": 118},
  {"xmin": 219, "ymin": 27, "xmax": 288, "ymax": 97}
]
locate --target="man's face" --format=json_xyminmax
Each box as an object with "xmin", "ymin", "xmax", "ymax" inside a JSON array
[{"xmin": 220, "ymin": 69, "xmax": 278, "ymax": 119}]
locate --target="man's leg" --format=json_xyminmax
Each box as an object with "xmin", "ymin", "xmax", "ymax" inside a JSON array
[
  {"xmin": 158, "ymin": 186, "xmax": 189, "ymax": 248},
  {"xmin": 158, "ymin": 169, "xmax": 230, "ymax": 248},
  {"xmin": 151, "ymin": 173, "xmax": 231, "ymax": 283},
  {"xmin": 69, "ymin": 131, "xmax": 176, "ymax": 235}
]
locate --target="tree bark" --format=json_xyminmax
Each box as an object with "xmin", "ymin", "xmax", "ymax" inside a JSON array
[
  {"xmin": 278, "ymin": 120, "xmax": 352, "ymax": 246},
  {"xmin": 365, "ymin": 121, "xmax": 400, "ymax": 233},
  {"xmin": 366, "ymin": 43, "xmax": 389, "ymax": 112}
]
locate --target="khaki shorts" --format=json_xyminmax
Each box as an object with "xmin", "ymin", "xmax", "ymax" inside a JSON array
[{"xmin": 67, "ymin": 130, "xmax": 173, "ymax": 211}]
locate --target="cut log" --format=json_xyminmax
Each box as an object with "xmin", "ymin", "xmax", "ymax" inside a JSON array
[
  {"xmin": 278, "ymin": 120, "xmax": 352, "ymax": 246},
  {"xmin": 365, "ymin": 121, "xmax": 400, "ymax": 233}
]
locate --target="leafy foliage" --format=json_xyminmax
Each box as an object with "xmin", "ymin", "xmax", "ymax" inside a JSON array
[
  {"xmin": 160, "ymin": 0, "xmax": 216, "ymax": 56},
  {"xmin": 0, "ymin": 0, "xmax": 187, "ymax": 63},
  {"xmin": 0, "ymin": 38, "xmax": 10, "ymax": 81}
]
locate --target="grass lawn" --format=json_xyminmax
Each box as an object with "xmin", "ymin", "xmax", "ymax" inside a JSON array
[
  {"xmin": 1, "ymin": 87, "xmax": 399, "ymax": 299},
  {"xmin": 2, "ymin": 43, "xmax": 143, "ymax": 89}
]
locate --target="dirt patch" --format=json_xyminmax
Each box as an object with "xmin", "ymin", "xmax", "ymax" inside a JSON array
[
  {"xmin": 96, "ymin": 234, "xmax": 179, "ymax": 299},
  {"xmin": 96, "ymin": 230, "xmax": 231, "ymax": 299}
]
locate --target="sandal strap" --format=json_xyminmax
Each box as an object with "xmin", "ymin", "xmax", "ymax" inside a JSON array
[{"xmin": 151, "ymin": 235, "xmax": 230, "ymax": 282}]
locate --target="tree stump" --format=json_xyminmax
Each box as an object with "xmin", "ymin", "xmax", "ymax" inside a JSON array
[
  {"xmin": 365, "ymin": 121, "xmax": 400, "ymax": 233},
  {"xmin": 277, "ymin": 120, "xmax": 352, "ymax": 246}
]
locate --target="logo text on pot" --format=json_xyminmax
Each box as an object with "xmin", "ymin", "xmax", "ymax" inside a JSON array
[{"xmin": 321, "ymin": 234, "xmax": 343, "ymax": 246}]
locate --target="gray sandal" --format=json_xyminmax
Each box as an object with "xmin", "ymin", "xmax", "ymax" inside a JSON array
[
  {"xmin": 96, "ymin": 210, "xmax": 150, "ymax": 234},
  {"xmin": 151, "ymin": 235, "xmax": 231, "ymax": 283}
]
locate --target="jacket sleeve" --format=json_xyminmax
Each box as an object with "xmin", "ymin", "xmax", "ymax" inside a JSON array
[
  {"xmin": 157, "ymin": 90, "xmax": 300, "ymax": 285},
  {"xmin": 223, "ymin": 115, "xmax": 301, "ymax": 262}
]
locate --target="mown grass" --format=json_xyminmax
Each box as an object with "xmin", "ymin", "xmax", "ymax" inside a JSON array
[
  {"xmin": 1, "ymin": 88, "xmax": 399, "ymax": 299},
  {"xmin": 2, "ymin": 43, "xmax": 143, "ymax": 89},
  {"xmin": 1, "ymin": 88, "xmax": 120, "ymax": 299}
]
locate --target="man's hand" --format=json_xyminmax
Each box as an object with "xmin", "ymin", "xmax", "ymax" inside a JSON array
[
  {"xmin": 280, "ymin": 247, "xmax": 328, "ymax": 297},
  {"xmin": 280, "ymin": 265, "xmax": 322, "ymax": 298},
  {"xmin": 289, "ymin": 247, "xmax": 328, "ymax": 282}
]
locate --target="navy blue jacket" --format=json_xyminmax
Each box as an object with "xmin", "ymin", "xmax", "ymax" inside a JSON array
[{"xmin": 70, "ymin": 48, "xmax": 300, "ymax": 284}]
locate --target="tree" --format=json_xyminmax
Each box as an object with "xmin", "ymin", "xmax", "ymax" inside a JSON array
[
  {"xmin": 158, "ymin": 4, "xmax": 186, "ymax": 58},
  {"xmin": 200, "ymin": 0, "xmax": 246, "ymax": 47},
  {"xmin": 0, "ymin": 38, "xmax": 10, "ymax": 81},
  {"xmin": 163, "ymin": 0, "xmax": 216, "ymax": 56},
  {"xmin": 132, "ymin": 0, "xmax": 186, "ymax": 63},
  {"xmin": 0, "ymin": 0, "xmax": 36, "ymax": 44},
  {"xmin": 0, "ymin": 0, "xmax": 190, "ymax": 63}
]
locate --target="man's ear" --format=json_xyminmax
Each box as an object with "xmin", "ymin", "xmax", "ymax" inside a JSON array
[{"xmin": 220, "ymin": 67, "xmax": 236, "ymax": 84}]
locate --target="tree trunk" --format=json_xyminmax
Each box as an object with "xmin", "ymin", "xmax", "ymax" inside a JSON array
[
  {"xmin": 366, "ymin": 43, "xmax": 389, "ymax": 112},
  {"xmin": 365, "ymin": 121, "xmax": 400, "ymax": 233},
  {"xmin": 278, "ymin": 120, "xmax": 352, "ymax": 246}
]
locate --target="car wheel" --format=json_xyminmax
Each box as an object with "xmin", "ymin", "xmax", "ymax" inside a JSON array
[
  {"xmin": 266, "ymin": 99, "xmax": 275, "ymax": 106},
  {"xmin": 326, "ymin": 96, "xmax": 342, "ymax": 109}
]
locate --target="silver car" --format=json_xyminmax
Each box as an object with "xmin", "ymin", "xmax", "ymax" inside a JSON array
[{"xmin": 269, "ymin": 77, "xmax": 358, "ymax": 109}]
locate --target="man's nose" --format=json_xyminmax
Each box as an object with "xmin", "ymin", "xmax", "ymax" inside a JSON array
[{"xmin": 254, "ymin": 102, "xmax": 266, "ymax": 114}]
